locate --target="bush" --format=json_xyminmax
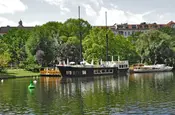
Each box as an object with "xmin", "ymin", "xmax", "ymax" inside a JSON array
[
  {"xmin": 0, "ymin": 66, "xmax": 6, "ymax": 73},
  {"xmin": 25, "ymin": 64, "xmax": 41, "ymax": 72}
]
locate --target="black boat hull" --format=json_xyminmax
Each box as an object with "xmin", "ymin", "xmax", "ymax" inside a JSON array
[{"xmin": 57, "ymin": 66, "xmax": 129, "ymax": 77}]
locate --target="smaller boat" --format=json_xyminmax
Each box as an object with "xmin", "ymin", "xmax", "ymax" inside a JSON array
[
  {"xmin": 40, "ymin": 67, "xmax": 61, "ymax": 76},
  {"xmin": 133, "ymin": 64, "xmax": 173, "ymax": 73}
]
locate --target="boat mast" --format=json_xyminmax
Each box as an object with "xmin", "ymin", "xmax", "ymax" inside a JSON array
[
  {"xmin": 78, "ymin": 6, "xmax": 83, "ymax": 61},
  {"xmin": 105, "ymin": 11, "xmax": 108, "ymax": 61}
]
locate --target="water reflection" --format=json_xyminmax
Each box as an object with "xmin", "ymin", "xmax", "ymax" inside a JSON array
[
  {"xmin": 1, "ymin": 72, "xmax": 175, "ymax": 114},
  {"xmin": 130, "ymin": 72, "xmax": 174, "ymax": 89},
  {"xmin": 131, "ymin": 72, "xmax": 173, "ymax": 80},
  {"xmin": 40, "ymin": 74, "xmax": 129, "ymax": 98}
]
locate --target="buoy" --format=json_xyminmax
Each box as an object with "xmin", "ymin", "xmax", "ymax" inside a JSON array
[
  {"xmin": 28, "ymin": 80, "xmax": 35, "ymax": 89},
  {"xmin": 33, "ymin": 80, "xmax": 37, "ymax": 84},
  {"xmin": 1, "ymin": 79, "xmax": 3, "ymax": 83}
]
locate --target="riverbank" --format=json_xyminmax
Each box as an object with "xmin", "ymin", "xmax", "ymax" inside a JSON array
[{"xmin": 0, "ymin": 69, "xmax": 40, "ymax": 79}]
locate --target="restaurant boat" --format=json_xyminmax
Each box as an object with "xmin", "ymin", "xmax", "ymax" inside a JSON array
[
  {"xmin": 133, "ymin": 64, "xmax": 173, "ymax": 73},
  {"xmin": 40, "ymin": 58, "xmax": 129, "ymax": 77},
  {"xmin": 57, "ymin": 59, "xmax": 129, "ymax": 77}
]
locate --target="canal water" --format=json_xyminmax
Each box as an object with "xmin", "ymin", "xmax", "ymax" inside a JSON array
[{"xmin": 0, "ymin": 72, "xmax": 175, "ymax": 114}]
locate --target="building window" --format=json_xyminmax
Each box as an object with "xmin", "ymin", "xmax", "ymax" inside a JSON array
[
  {"xmin": 119, "ymin": 31, "xmax": 123, "ymax": 35},
  {"xmin": 124, "ymin": 32, "xmax": 127, "ymax": 36},
  {"xmin": 128, "ymin": 32, "xmax": 130, "ymax": 35},
  {"xmin": 132, "ymin": 25, "xmax": 136, "ymax": 29}
]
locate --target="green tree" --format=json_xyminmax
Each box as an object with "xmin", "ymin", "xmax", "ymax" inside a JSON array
[
  {"xmin": 115, "ymin": 35, "xmax": 140, "ymax": 64},
  {"xmin": 135, "ymin": 30, "xmax": 174, "ymax": 65},
  {"xmin": 83, "ymin": 27, "xmax": 116, "ymax": 63},
  {"xmin": 159, "ymin": 26, "xmax": 175, "ymax": 36},
  {"xmin": 58, "ymin": 18, "xmax": 92, "ymax": 62},
  {"xmin": 58, "ymin": 43, "xmax": 80, "ymax": 63},
  {"xmin": 63, "ymin": 18, "xmax": 91, "ymax": 39},
  {"xmin": 2, "ymin": 28, "xmax": 30, "ymax": 67},
  {"xmin": 0, "ymin": 39, "xmax": 11, "ymax": 70},
  {"xmin": 26, "ymin": 25, "xmax": 60, "ymax": 66},
  {"xmin": 83, "ymin": 27, "xmax": 139, "ymax": 64}
]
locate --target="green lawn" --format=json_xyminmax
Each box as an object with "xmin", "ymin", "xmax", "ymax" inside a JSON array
[{"xmin": 0, "ymin": 69, "xmax": 40, "ymax": 78}]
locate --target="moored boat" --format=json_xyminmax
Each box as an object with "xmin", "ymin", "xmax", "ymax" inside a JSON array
[
  {"xmin": 40, "ymin": 59, "xmax": 129, "ymax": 77},
  {"xmin": 54, "ymin": 59, "xmax": 129, "ymax": 77},
  {"xmin": 133, "ymin": 64, "xmax": 173, "ymax": 73},
  {"xmin": 40, "ymin": 67, "xmax": 62, "ymax": 76}
]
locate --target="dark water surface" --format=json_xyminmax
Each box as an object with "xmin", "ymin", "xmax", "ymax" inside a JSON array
[{"xmin": 0, "ymin": 72, "xmax": 175, "ymax": 114}]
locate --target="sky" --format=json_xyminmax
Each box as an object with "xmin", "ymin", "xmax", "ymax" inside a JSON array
[{"xmin": 0, "ymin": 0, "xmax": 174, "ymax": 27}]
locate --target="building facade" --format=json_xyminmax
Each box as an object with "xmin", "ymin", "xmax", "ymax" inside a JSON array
[
  {"xmin": 0, "ymin": 20, "xmax": 34, "ymax": 36},
  {"xmin": 95, "ymin": 21, "xmax": 175, "ymax": 37}
]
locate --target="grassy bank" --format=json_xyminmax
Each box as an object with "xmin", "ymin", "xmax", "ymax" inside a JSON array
[{"xmin": 0, "ymin": 69, "xmax": 40, "ymax": 78}]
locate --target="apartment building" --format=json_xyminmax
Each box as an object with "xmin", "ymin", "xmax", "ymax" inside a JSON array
[
  {"xmin": 113, "ymin": 21, "xmax": 175, "ymax": 37},
  {"xmin": 95, "ymin": 21, "xmax": 175, "ymax": 37}
]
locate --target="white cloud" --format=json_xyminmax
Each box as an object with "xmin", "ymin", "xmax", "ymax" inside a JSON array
[
  {"xmin": 0, "ymin": 0, "xmax": 27, "ymax": 14},
  {"xmin": 44, "ymin": 0, "xmax": 63, "ymax": 6},
  {"xmin": 83, "ymin": 4, "xmax": 97, "ymax": 16},
  {"xmin": 43, "ymin": 0, "xmax": 70, "ymax": 13},
  {"xmin": 93, "ymin": 7, "xmax": 152, "ymax": 25},
  {"xmin": 0, "ymin": 17, "xmax": 17, "ymax": 26},
  {"xmin": 89, "ymin": 0, "xmax": 103, "ymax": 7},
  {"xmin": 42, "ymin": 0, "xmax": 154, "ymax": 25},
  {"xmin": 0, "ymin": 17, "xmax": 42, "ymax": 26},
  {"xmin": 23, "ymin": 21, "xmax": 43, "ymax": 26}
]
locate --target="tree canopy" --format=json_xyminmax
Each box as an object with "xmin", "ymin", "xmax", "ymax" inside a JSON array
[
  {"xmin": 1, "ymin": 18, "xmax": 175, "ymax": 71},
  {"xmin": 134, "ymin": 30, "xmax": 175, "ymax": 65}
]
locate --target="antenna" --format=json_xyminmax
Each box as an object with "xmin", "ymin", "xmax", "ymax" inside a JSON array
[
  {"xmin": 105, "ymin": 11, "xmax": 108, "ymax": 61},
  {"xmin": 78, "ymin": 6, "xmax": 82, "ymax": 62}
]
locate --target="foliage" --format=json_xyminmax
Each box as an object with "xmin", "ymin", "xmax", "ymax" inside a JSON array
[
  {"xmin": 128, "ymin": 31, "xmax": 142, "ymax": 43},
  {"xmin": 159, "ymin": 26, "xmax": 175, "ymax": 36},
  {"xmin": 83, "ymin": 27, "xmax": 116, "ymax": 63},
  {"xmin": 135, "ymin": 30, "xmax": 174, "ymax": 65},
  {"xmin": 26, "ymin": 25, "xmax": 60, "ymax": 66},
  {"xmin": 83, "ymin": 27, "xmax": 139, "ymax": 64},
  {"xmin": 2, "ymin": 28, "xmax": 30, "ymax": 67},
  {"xmin": 58, "ymin": 43, "xmax": 80, "ymax": 63},
  {"xmin": 115, "ymin": 35, "xmax": 140, "ymax": 64},
  {"xmin": 0, "ymin": 52, "xmax": 11, "ymax": 71},
  {"xmin": 63, "ymin": 18, "xmax": 92, "ymax": 39}
]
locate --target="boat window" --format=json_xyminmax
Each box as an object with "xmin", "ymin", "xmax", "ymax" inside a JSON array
[
  {"xmin": 102, "ymin": 69, "xmax": 105, "ymax": 73},
  {"xmin": 94, "ymin": 70, "xmax": 97, "ymax": 74},
  {"xmin": 66, "ymin": 71, "xmax": 72, "ymax": 75},
  {"xmin": 82, "ymin": 70, "xmax": 86, "ymax": 75}
]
